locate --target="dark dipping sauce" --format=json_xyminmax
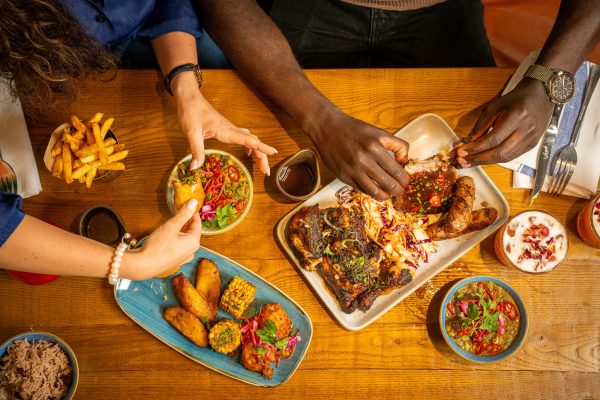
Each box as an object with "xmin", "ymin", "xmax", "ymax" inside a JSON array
[
  {"xmin": 279, "ymin": 162, "xmax": 315, "ymax": 197},
  {"xmin": 86, "ymin": 211, "xmax": 122, "ymax": 245}
]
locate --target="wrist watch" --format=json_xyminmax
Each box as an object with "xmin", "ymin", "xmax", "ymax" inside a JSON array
[{"xmin": 524, "ymin": 64, "xmax": 575, "ymax": 104}]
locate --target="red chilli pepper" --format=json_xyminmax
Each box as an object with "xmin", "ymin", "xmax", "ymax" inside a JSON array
[
  {"xmin": 473, "ymin": 341, "xmax": 486, "ymax": 355},
  {"xmin": 486, "ymin": 343, "xmax": 503, "ymax": 355},
  {"xmin": 208, "ymin": 156, "xmax": 220, "ymax": 174},
  {"xmin": 477, "ymin": 281, "xmax": 495, "ymax": 301},
  {"xmin": 428, "ymin": 194, "xmax": 441, "ymax": 207},
  {"xmin": 227, "ymin": 165, "xmax": 240, "ymax": 182},
  {"xmin": 499, "ymin": 301, "xmax": 518, "ymax": 320}
]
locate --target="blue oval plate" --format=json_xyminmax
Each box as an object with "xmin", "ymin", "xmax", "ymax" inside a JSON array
[
  {"xmin": 0, "ymin": 332, "xmax": 79, "ymax": 399},
  {"xmin": 439, "ymin": 275, "xmax": 528, "ymax": 363},
  {"xmin": 114, "ymin": 246, "xmax": 313, "ymax": 387}
]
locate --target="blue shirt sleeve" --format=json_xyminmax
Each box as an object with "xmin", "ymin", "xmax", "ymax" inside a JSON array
[
  {"xmin": 0, "ymin": 193, "xmax": 25, "ymax": 247},
  {"xmin": 59, "ymin": 0, "xmax": 203, "ymax": 48},
  {"xmin": 137, "ymin": 0, "xmax": 203, "ymax": 41}
]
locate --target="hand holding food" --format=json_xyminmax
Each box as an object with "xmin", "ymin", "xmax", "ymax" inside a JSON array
[
  {"xmin": 47, "ymin": 113, "xmax": 129, "ymax": 188},
  {"xmin": 309, "ymin": 112, "xmax": 410, "ymax": 200},
  {"xmin": 456, "ymin": 79, "xmax": 554, "ymax": 167},
  {"xmin": 175, "ymin": 89, "xmax": 277, "ymax": 174},
  {"xmin": 123, "ymin": 198, "xmax": 202, "ymax": 280}
]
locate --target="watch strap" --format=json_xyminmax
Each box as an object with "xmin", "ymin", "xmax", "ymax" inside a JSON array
[
  {"xmin": 524, "ymin": 64, "xmax": 554, "ymax": 84},
  {"xmin": 163, "ymin": 63, "xmax": 203, "ymax": 96}
]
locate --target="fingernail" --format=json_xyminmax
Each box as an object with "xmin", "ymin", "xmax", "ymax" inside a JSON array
[
  {"xmin": 245, "ymin": 148, "xmax": 252, "ymax": 157},
  {"xmin": 186, "ymin": 198, "xmax": 198, "ymax": 210},
  {"xmin": 190, "ymin": 159, "xmax": 199, "ymax": 170},
  {"xmin": 270, "ymin": 147, "xmax": 278, "ymax": 154},
  {"xmin": 457, "ymin": 149, "xmax": 468, "ymax": 157},
  {"xmin": 266, "ymin": 168, "xmax": 271, "ymax": 176}
]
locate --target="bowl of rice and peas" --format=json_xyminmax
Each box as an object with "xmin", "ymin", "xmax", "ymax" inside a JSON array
[{"xmin": 0, "ymin": 332, "xmax": 78, "ymax": 400}]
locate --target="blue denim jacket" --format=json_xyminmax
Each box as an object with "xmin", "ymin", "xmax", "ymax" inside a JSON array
[
  {"xmin": 59, "ymin": 0, "xmax": 203, "ymax": 47},
  {"xmin": 0, "ymin": 193, "xmax": 24, "ymax": 247}
]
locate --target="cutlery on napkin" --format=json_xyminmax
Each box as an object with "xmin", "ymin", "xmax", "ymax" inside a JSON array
[
  {"xmin": 498, "ymin": 51, "xmax": 600, "ymax": 199},
  {"xmin": 0, "ymin": 81, "xmax": 42, "ymax": 198}
]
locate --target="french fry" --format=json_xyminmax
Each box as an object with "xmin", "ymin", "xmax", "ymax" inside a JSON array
[
  {"xmin": 114, "ymin": 144, "xmax": 125, "ymax": 152},
  {"xmin": 78, "ymin": 175, "xmax": 86, "ymax": 184},
  {"xmin": 72, "ymin": 164, "xmax": 91, "ymax": 180},
  {"xmin": 88, "ymin": 113, "xmax": 104, "ymax": 124},
  {"xmin": 99, "ymin": 117, "xmax": 114, "ymax": 140},
  {"xmin": 79, "ymin": 145, "xmax": 115, "ymax": 164},
  {"xmin": 62, "ymin": 143, "xmax": 73, "ymax": 183},
  {"xmin": 107, "ymin": 150, "xmax": 128, "ymax": 163},
  {"xmin": 75, "ymin": 137, "xmax": 116, "ymax": 158},
  {"xmin": 62, "ymin": 133, "xmax": 81, "ymax": 153},
  {"xmin": 52, "ymin": 155, "xmax": 63, "ymax": 177},
  {"xmin": 73, "ymin": 159, "xmax": 81, "ymax": 169},
  {"xmin": 99, "ymin": 162, "xmax": 125, "ymax": 171},
  {"xmin": 92, "ymin": 122, "xmax": 108, "ymax": 165},
  {"xmin": 72, "ymin": 132, "xmax": 85, "ymax": 141},
  {"xmin": 70, "ymin": 115, "xmax": 87, "ymax": 133},
  {"xmin": 85, "ymin": 130, "xmax": 95, "ymax": 145},
  {"xmin": 85, "ymin": 167, "xmax": 97, "ymax": 188},
  {"xmin": 51, "ymin": 140, "xmax": 62, "ymax": 157}
]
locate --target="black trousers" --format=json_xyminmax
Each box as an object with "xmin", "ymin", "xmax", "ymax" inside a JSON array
[{"xmin": 269, "ymin": 0, "xmax": 496, "ymax": 68}]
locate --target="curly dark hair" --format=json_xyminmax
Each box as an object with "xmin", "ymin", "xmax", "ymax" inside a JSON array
[{"xmin": 0, "ymin": 0, "xmax": 116, "ymax": 116}]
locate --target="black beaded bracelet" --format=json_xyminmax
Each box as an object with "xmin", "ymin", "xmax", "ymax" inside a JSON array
[{"xmin": 163, "ymin": 63, "xmax": 203, "ymax": 96}]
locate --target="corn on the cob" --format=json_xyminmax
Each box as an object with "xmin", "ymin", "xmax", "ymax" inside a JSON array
[{"xmin": 220, "ymin": 276, "xmax": 256, "ymax": 318}]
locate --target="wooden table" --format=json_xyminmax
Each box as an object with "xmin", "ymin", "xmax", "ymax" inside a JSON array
[{"xmin": 2, "ymin": 69, "xmax": 599, "ymax": 399}]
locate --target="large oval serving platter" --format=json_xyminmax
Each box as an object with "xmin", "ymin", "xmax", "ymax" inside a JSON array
[
  {"xmin": 114, "ymin": 246, "xmax": 312, "ymax": 387},
  {"xmin": 275, "ymin": 113, "xmax": 510, "ymax": 331}
]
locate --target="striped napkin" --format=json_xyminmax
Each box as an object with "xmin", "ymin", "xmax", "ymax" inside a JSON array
[
  {"xmin": 0, "ymin": 81, "xmax": 42, "ymax": 198},
  {"xmin": 499, "ymin": 51, "xmax": 600, "ymax": 199}
]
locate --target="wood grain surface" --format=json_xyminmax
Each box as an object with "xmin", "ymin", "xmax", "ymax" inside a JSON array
[{"xmin": 2, "ymin": 69, "xmax": 599, "ymax": 399}]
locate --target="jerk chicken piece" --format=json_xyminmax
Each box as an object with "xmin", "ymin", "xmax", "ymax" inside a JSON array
[
  {"xmin": 317, "ymin": 207, "xmax": 383, "ymax": 313},
  {"xmin": 394, "ymin": 154, "xmax": 457, "ymax": 214},
  {"xmin": 357, "ymin": 258, "xmax": 412, "ymax": 311},
  {"xmin": 286, "ymin": 204, "xmax": 325, "ymax": 271}
]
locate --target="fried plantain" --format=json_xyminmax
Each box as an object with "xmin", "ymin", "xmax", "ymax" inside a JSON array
[
  {"xmin": 163, "ymin": 307, "xmax": 208, "ymax": 347},
  {"xmin": 195, "ymin": 258, "xmax": 221, "ymax": 311},
  {"xmin": 172, "ymin": 273, "xmax": 217, "ymax": 322}
]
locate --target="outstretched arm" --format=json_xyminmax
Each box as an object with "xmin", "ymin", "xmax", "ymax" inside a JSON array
[
  {"xmin": 151, "ymin": 31, "xmax": 276, "ymax": 174},
  {"xmin": 458, "ymin": 0, "xmax": 600, "ymax": 167},
  {"xmin": 196, "ymin": 0, "xmax": 410, "ymax": 200},
  {"xmin": 0, "ymin": 199, "xmax": 202, "ymax": 280}
]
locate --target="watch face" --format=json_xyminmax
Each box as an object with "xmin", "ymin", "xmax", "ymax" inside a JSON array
[{"xmin": 549, "ymin": 71, "xmax": 575, "ymax": 103}]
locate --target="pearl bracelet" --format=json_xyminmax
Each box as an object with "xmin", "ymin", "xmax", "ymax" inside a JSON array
[{"xmin": 108, "ymin": 233, "xmax": 137, "ymax": 285}]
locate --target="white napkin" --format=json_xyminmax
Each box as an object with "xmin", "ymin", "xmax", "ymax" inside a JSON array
[
  {"xmin": 0, "ymin": 81, "xmax": 42, "ymax": 198},
  {"xmin": 498, "ymin": 51, "xmax": 600, "ymax": 199}
]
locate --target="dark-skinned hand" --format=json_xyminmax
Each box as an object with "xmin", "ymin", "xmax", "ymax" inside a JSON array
[
  {"xmin": 457, "ymin": 78, "xmax": 555, "ymax": 168},
  {"xmin": 311, "ymin": 111, "xmax": 410, "ymax": 200}
]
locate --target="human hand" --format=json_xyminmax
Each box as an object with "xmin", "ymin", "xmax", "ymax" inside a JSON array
[
  {"xmin": 122, "ymin": 198, "xmax": 202, "ymax": 280},
  {"xmin": 311, "ymin": 111, "xmax": 410, "ymax": 200},
  {"xmin": 456, "ymin": 78, "xmax": 554, "ymax": 167},
  {"xmin": 172, "ymin": 73, "xmax": 277, "ymax": 174}
]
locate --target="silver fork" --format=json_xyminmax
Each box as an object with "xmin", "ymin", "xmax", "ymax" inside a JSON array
[
  {"xmin": 0, "ymin": 146, "xmax": 18, "ymax": 194},
  {"xmin": 549, "ymin": 64, "xmax": 600, "ymax": 196}
]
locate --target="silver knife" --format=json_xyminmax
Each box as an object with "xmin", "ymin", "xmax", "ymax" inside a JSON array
[{"xmin": 530, "ymin": 103, "xmax": 564, "ymax": 205}]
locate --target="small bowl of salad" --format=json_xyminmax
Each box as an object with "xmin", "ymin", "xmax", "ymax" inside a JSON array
[
  {"xmin": 440, "ymin": 275, "xmax": 528, "ymax": 363},
  {"xmin": 167, "ymin": 150, "xmax": 253, "ymax": 235}
]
